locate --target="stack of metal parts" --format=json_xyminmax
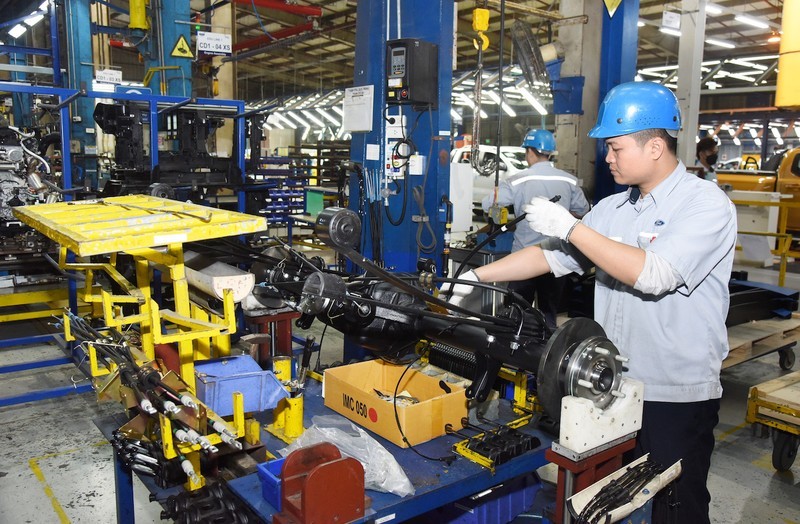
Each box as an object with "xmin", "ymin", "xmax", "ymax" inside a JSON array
[
  {"xmin": 446, "ymin": 416, "xmax": 540, "ymax": 471},
  {"xmin": 110, "ymin": 431, "xmax": 185, "ymax": 488}
]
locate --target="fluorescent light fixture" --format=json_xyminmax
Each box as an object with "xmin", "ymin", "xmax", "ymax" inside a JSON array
[
  {"xmin": 635, "ymin": 74, "xmax": 644, "ymax": 81},
  {"xmin": 733, "ymin": 136, "xmax": 741, "ymax": 146},
  {"xmin": 287, "ymin": 112, "xmax": 310, "ymax": 128},
  {"xmin": 705, "ymin": 38, "xmax": 735, "ymax": 49},
  {"xmin": 735, "ymin": 14, "xmax": 769, "ymax": 29},
  {"xmin": 39, "ymin": 1, "xmax": 50, "ymax": 10},
  {"xmin": 637, "ymin": 19, "xmax": 645, "ymax": 27},
  {"xmin": 450, "ymin": 108, "xmax": 462, "ymax": 122},
  {"xmin": 274, "ymin": 113, "xmax": 297, "ymax": 129},
  {"xmin": 754, "ymin": 137, "xmax": 762, "ymax": 147},
  {"xmin": 301, "ymin": 127, "xmax": 311, "ymax": 141},
  {"xmin": 316, "ymin": 108, "xmax": 340, "ymax": 127},
  {"xmin": 659, "ymin": 27, "xmax": 682, "ymax": 37},
  {"xmin": 749, "ymin": 128, "xmax": 758, "ymax": 138},
  {"xmin": 479, "ymin": 109, "xmax": 488, "ymax": 119},
  {"xmin": 25, "ymin": 12, "xmax": 45, "ymax": 26},
  {"xmin": 795, "ymin": 123, "xmax": 800, "ymax": 138},
  {"xmin": 517, "ymin": 87, "xmax": 548, "ymax": 115},
  {"xmin": 768, "ymin": 33, "xmax": 781, "ymax": 43},
  {"xmin": 266, "ymin": 114, "xmax": 284, "ymax": 130},
  {"xmin": 261, "ymin": 122, "xmax": 272, "ymax": 130},
  {"xmin": 776, "ymin": 135, "xmax": 784, "ymax": 145},
  {"xmin": 301, "ymin": 110, "xmax": 325, "ymax": 128},
  {"xmin": 728, "ymin": 73, "xmax": 756, "ymax": 82},
  {"xmin": 8, "ymin": 24, "xmax": 27, "ymax": 39},
  {"xmin": 729, "ymin": 59, "xmax": 767, "ymax": 71},
  {"xmin": 336, "ymin": 127, "xmax": 346, "ymax": 139},
  {"xmin": 640, "ymin": 64, "xmax": 679, "ymax": 73},
  {"xmin": 486, "ymin": 91, "xmax": 516, "ymax": 117},
  {"xmin": 331, "ymin": 105, "xmax": 344, "ymax": 116},
  {"xmin": 727, "ymin": 126, "xmax": 735, "ymax": 136},
  {"xmin": 706, "ymin": 3, "xmax": 723, "ymax": 15},
  {"xmin": 771, "ymin": 127, "xmax": 782, "ymax": 139}
]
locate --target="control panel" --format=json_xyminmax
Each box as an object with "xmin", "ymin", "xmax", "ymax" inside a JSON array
[{"xmin": 386, "ymin": 38, "xmax": 438, "ymax": 109}]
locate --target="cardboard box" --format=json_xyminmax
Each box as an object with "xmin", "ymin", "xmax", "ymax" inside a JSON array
[{"xmin": 323, "ymin": 359, "xmax": 467, "ymax": 448}]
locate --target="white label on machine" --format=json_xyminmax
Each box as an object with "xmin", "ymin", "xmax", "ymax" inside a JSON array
[
  {"xmin": 342, "ymin": 85, "xmax": 374, "ymax": 133},
  {"xmin": 366, "ymin": 143, "xmax": 380, "ymax": 161},
  {"xmin": 197, "ymin": 31, "xmax": 232, "ymax": 56},
  {"xmin": 96, "ymin": 68, "xmax": 122, "ymax": 84},
  {"xmin": 375, "ymin": 514, "xmax": 396, "ymax": 523}
]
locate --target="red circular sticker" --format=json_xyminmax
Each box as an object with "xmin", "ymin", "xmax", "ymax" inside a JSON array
[{"xmin": 368, "ymin": 408, "xmax": 378, "ymax": 423}]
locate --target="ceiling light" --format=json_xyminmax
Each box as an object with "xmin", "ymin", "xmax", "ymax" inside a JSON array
[
  {"xmin": 8, "ymin": 24, "xmax": 26, "ymax": 39},
  {"xmin": 287, "ymin": 112, "xmax": 310, "ymax": 128},
  {"xmin": 25, "ymin": 12, "xmax": 44, "ymax": 26},
  {"xmin": 39, "ymin": 1, "xmax": 50, "ymax": 10},
  {"xmin": 754, "ymin": 137, "xmax": 762, "ymax": 147},
  {"xmin": 316, "ymin": 108, "xmax": 340, "ymax": 127},
  {"xmin": 517, "ymin": 87, "xmax": 548, "ymax": 115},
  {"xmin": 479, "ymin": 109, "xmax": 488, "ymax": 119},
  {"xmin": 729, "ymin": 59, "xmax": 767, "ymax": 71},
  {"xmin": 706, "ymin": 3, "xmax": 723, "ymax": 15},
  {"xmin": 486, "ymin": 91, "xmax": 516, "ymax": 117},
  {"xmin": 637, "ymin": 19, "xmax": 645, "ymax": 27},
  {"xmin": 795, "ymin": 123, "xmax": 800, "ymax": 138},
  {"xmin": 735, "ymin": 14, "xmax": 769, "ymax": 29},
  {"xmin": 301, "ymin": 110, "xmax": 326, "ymax": 128},
  {"xmin": 659, "ymin": 27, "xmax": 682, "ymax": 37},
  {"xmin": 301, "ymin": 127, "xmax": 311, "ymax": 141},
  {"xmin": 771, "ymin": 127, "xmax": 782, "ymax": 139},
  {"xmin": 331, "ymin": 105, "xmax": 344, "ymax": 116},
  {"xmin": 749, "ymin": 128, "xmax": 758, "ymax": 138},
  {"xmin": 266, "ymin": 114, "xmax": 284, "ymax": 130},
  {"xmin": 733, "ymin": 137, "xmax": 741, "ymax": 146},
  {"xmin": 274, "ymin": 113, "xmax": 297, "ymax": 129},
  {"xmin": 635, "ymin": 74, "xmax": 644, "ymax": 81},
  {"xmin": 450, "ymin": 109, "xmax": 462, "ymax": 122},
  {"xmin": 768, "ymin": 32, "xmax": 781, "ymax": 43},
  {"xmin": 705, "ymin": 38, "xmax": 735, "ymax": 49}
]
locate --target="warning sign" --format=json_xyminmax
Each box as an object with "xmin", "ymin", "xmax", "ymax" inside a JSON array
[
  {"xmin": 171, "ymin": 35, "xmax": 194, "ymax": 59},
  {"xmin": 603, "ymin": 0, "xmax": 622, "ymax": 17}
]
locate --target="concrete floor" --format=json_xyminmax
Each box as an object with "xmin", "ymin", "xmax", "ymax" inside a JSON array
[{"xmin": 1, "ymin": 265, "xmax": 800, "ymax": 523}]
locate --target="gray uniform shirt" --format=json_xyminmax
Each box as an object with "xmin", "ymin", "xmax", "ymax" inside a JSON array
[
  {"xmin": 481, "ymin": 161, "xmax": 590, "ymax": 252},
  {"xmin": 544, "ymin": 162, "xmax": 737, "ymax": 402}
]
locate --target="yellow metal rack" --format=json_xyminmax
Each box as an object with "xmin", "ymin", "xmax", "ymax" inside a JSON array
[{"xmin": 13, "ymin": 195, "xmax": 268, "ymax": 391}]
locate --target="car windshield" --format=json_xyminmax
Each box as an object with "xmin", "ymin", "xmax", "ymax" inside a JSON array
[{"xmin": 501, "ymin": 150, "xmax": 527, "ymax": 170}]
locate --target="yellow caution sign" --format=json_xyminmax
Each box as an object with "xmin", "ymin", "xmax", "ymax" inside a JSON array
[
  {"xmin": 171, "ymin": 35, "xmax": 193, "ymax": 59},
  {"xmin": 604, "ymin": 0, "xmax": 622, "ymax": 17}
]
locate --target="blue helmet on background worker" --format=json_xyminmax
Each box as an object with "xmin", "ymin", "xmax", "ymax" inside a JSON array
[
  {"xmin": 588, "ymin": 81, "xmax": 681, "ymax": 139},
  {"xmin": 521, "ymin": 129, "xmax": 557, "ymax": 155}
]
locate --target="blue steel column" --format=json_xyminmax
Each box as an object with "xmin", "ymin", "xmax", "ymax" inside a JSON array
[
  {"xmin": 350, "ymin": 0, "xmax": 453, "ymax": 272},
  {"xmin": 593, "ymin": 0, "xmax": 639, "ymax": 201},
  {"xmin": 65, "ymin": 0, "xmax": 97, "ymax": 190},
  {"xmin": 150, "ymin": 0, "xmax": 192, "ymax": 96}
]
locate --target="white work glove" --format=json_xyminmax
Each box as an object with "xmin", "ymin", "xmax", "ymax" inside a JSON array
[
  {"xmin": 523, "ymin": 197, "xmax": 580, "ymax": 241},
  {"xmin": 441, "ymin": 269, "xmax": 480, "ymax": 309}
]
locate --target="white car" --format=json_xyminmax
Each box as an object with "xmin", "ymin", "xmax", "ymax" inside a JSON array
[{"xmin": 450, "ymin": 145, "xmax": 527, "ymax": 209}]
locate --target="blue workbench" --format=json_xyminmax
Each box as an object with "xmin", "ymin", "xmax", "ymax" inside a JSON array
[{"xmin": 228, "ymin": 379, "xmax": 551, "ymax": 523}]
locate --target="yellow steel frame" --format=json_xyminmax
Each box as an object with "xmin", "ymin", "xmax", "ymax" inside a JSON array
[
  {"xmin": 730, "ymin": 198, "xmax": 800, "ymax": 287},
  {"xmin": 746, "ymin": 382, "xmax": 800, "ymax": 437},
  {"xmin": 12, "ymin": 196, "xmax": 268, "ymax": 391}
]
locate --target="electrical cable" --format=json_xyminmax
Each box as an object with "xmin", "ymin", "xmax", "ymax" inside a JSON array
[
  {"xmin": 413, "ymin": 105, "xmax": 437, "ymax": 254},
  {"xmin": 385, "ymin": 110, "xmax": 425, "ymax": 226},
  {"xmin": 250, "ymin": 0, "xmax": 277, "ymax": 41},
  {"xmin": 313, "ymin": 323, "xmax": 328, "ymax": 372},
  {"xmin": 391, "ymin": 344, "xmax": 456, "ymax": 464}
]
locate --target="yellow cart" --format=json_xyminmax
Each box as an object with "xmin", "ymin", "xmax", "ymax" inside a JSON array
[{"xmin": 746, "ymin": 370, "xmax": 800, "ymax": 471}]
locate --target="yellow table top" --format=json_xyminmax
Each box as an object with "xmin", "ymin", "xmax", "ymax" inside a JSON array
[{"xmin": 12, "ymin": 195, "xmax": 268, "ymax": 256}]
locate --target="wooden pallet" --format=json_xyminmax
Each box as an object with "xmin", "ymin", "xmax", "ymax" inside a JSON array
[
  {"xmin": 748, "ymin": 371, "xmax": 800, "ymax": 427},
  {"xmin": 723, "ymin": 316, "xmax": 800, "ymax": 369}
]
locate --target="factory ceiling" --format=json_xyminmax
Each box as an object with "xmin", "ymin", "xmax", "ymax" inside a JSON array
[{"xmin": 0, "ymin": 1, "xmax": 787, "ymax": 103}]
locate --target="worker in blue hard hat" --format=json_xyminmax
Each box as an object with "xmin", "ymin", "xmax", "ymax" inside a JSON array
[
  {"xmin": 450, "ymin": 81, "xmax": 736, "ymax": 524},
  {"xmin": 479, "ymin": 129, "xmax": 590, "ymax": 329}
]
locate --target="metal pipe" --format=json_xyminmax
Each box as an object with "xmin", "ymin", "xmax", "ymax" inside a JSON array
[{"xmin": 232, "ymin": 0, "xmax": 321, "ymax": 17}]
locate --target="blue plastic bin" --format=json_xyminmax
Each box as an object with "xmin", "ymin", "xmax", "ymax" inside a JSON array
[
  {"xmin": 256, "ymin": 457, "xmax": 285, "ymax": 511},
  {"xmin": 194, "ymin": 355, "xmax": 288, "ymax": 416}
]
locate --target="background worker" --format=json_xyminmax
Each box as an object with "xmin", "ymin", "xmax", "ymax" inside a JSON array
[
  {"xmin": 696, "ymin": 136, "xmax": 720, "ymax": 182},
  {"xmin": 480, "ymin": 129, "xmax": 590, "ymax": 329},
  {"xmin": 450, "ymin": 81, "xmax": 737, "ymax": 524}
]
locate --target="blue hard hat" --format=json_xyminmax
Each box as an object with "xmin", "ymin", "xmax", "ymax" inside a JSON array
[
  {"xmin": 588, "ymin": 81, "xmax": 681, "ymax": 139},
  {"xmin": 521, "ymin": 129, "xmax": 557, "ymax": 154}
]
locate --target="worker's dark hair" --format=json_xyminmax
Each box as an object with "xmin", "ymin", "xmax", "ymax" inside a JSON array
[
  {"xmin": 525, "ymin": 146, "xmax": 550, "ymax": 159},
  {"xmin": 630, "ymin": 128, "xmax": 677, "ymax": 155},
  {"xmin": 696, "ymin": 136, "xmax": 718, "ymax": 158}
]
